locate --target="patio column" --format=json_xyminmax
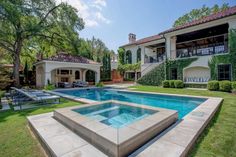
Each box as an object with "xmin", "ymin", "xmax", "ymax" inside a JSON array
[
  {"xmin": 82, "ymin": 69, "xmax": 88, "ymax": 81},
  {"xmin": 170, "ymin": 36, "xmax": 177, "ymax": 59},
  {"xmin": 95, "ymin": 71, "xmax": 100, "ymax": 83},
  {"xmin": 44, "ymin": 71, "xmax": 51, "ymax": 86}
]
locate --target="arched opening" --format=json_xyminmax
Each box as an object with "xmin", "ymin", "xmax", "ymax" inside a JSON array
[
  {"xmin": 126, "ymin": 50, "xmax": 132, "ymax": 64},
  {"xmin": 86, "ymin": 70, "xmax": 95, "ymax": 84},
  {"xmin": 75, "ymin": 71, "xmax": 80, "ymax": 80},
  {"xmin": 137, "ymin": 48, "xmax": 141, "ymax": 62},
  {"xmin": 183, "ymin": 66, "xmax": 210, "ymax": 83}
]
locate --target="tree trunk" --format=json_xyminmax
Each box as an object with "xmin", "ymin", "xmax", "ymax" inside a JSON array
[{"xmin": 13, "ymin": 40, "xmax": 23, "ymax": 87}]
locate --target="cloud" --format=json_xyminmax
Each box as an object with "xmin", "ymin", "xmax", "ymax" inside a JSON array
[
  {"xmin": 86, "ymin": 19, "xmax": 99, "ymax": 27},
  {"xmin": 55, "ymin": 0, "xmax": 110, "ymax": 27},
  {"xmin": 95, "ymin": 12, "xmax": 111, "ymax": 24},
  {"xmin": 94, "ymin": 0, "xmax": 106, "ymax": 7}
]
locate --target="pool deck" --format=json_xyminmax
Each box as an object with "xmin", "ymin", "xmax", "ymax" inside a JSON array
[
  {"xmin": 30, "ymin": 89, "xmax": 223, "ymax": 157},
  {"xmin": 53, "ymin": 100, "xmax": 178, "ymax": 157}
]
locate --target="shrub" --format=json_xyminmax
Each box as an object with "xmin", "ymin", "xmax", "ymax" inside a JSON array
[
  {"xmin": 95, "ymin": 82, "xmax": 104, "ymax": 87},
  {"xmin": 219, "ymin": 81, "xmax": 232, "ymax": 92},
  {"xmin": 44, "ymin": 84, "xmax": 55, "ymax": 90},
  {"xmin": 162, "ymin": 80, "xmax": 169, "ymax": 88},
  {"xmin": 169, "ymin": 80, "xmax": 175, "ymax": 88},
  {"xmin": 174, "ymin": 80, "xmax": 184, "ymax": 88},
  {"xmin": 207, "ymin": 81, "xmax": 219, "ymax": 91},
  {"xmin": 232, "ymin": 81, "xmax": 236, "ymax": 92}
]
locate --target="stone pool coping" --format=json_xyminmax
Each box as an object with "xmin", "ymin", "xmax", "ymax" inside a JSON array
[
  {"xmin": 54, "ymin": 100, "xmax": 178, "ymax": 157},
  {"xmin": 44, "ymin": 88, "xmax": 223, "ymax": 157}
]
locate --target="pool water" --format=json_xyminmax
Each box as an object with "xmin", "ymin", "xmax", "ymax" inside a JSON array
[
  {"xmin": 73, "ymin": 102, "xmax": 157, "ymax": 128},
  {"xmin": 57, "ymin": 88, "xmax": 207, "ymax": 119}
]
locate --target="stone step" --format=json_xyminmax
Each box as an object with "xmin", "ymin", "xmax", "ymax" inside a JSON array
[{"xmin": 28, "ymin": 112, "xmax": 107, "ymax": 157}]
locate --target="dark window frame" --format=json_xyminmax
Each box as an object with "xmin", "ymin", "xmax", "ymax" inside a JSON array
[
  {"xmin": 217, "ymin": 64, "xmax": 232, "ymax": 81},
  {"xmin": 137, "ymin": 48, "xmax": 141, "ymax": 62},
  {"xmin": 75, "ymin": 71, "xmax": 80, "ymax": 80},
  {"xmin": 126, "ymin": 50, "xmax": 132, "ymax": 64},
  {"xmin": 170, "ymin": 68, "xmax": 178, "ymax": 80}
]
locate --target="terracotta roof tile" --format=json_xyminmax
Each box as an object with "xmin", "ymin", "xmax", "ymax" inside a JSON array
[
  {"xmin": 43, "ymin": 52, "xmax": 99, "ymax": 64},
  {"xmin": 160, "ymin": 6, "xmax": 236, "ymax": 34},
  {"xmin": 121, "ymin": 6, "xmax": 236, "ymax": 47},
  {"xmin": 121, "ymin": 34, "xmax": 162, "ymax": 47}
]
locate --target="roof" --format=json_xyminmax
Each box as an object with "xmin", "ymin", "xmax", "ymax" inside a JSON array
[
  {"xmin": 40, "ymin": 52, "xmax": 100, "ymax": 64},
  {"xmin": 121, "ymin": 6, "xmax": 236, "ymax": 47},
  {"xmin": 160, "ymin": 6, "xmax": 236, "ymax": 34},
  {"xmin": 121, "ymin": 34, "xmax": 163, "ymax": 47}
]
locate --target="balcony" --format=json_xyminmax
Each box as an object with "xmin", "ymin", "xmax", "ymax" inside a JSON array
[
  {"xmin": 177, "ymin": 42, "xmax": 228, "ymax": 58},
  {"xmin": 176, "ymin": 34, "xmax": 228, "ymax": 58}
]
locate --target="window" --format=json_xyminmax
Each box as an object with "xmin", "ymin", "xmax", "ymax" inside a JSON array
[
  {"xmin": 126, "ymin": 50, "xmax": 132, "ymax": 64},
  {"xmin": 218, "ymin": 64, "xmax": 231, "ymax": 81},
  {"xmin": 60, "ymin": 70, "xmax": 69, "ymax": 75},
  {"xmin": 75, "ymin": 71, "xmax": 80, "ymax": 80},
  {"xmin": 137, "ymin": 48, "xmax": 141, "ymax": 62},
  {"xmin": 170, "ymin": 68, "xmax": 177, "ymax": 80}
]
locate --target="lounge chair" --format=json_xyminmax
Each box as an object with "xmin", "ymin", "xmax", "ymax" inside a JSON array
[{"xmin": 10, "ymin": 87, "xmax": 60, "ymax": 110}]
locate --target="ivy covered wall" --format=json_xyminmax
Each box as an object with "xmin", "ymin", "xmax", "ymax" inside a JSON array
[
  {"xmin": 137, "ymin": 29, "xmax": 236, "ymax": 86},
  {"xmin": 166, "ymin": 58, "xmax": 198, "ymax": 80},
  {"xmin": 137, "ymin": 63, "xmax": 165, "ymax": 86},
  {"xmin": 137, "ymin": 58, "xmax": 197, "ymax": 86},
  {"xmin": 209, "ymin": 29, "xmax": 236, "ymax": 81}
]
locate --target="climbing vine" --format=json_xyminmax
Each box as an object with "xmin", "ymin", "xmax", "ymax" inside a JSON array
[
  {"xmin": 166, "ymin": 58, "xmax": 198, "ymax": 80},
  {"xmin": 137, "ymin": 63, "xmax": 165, "ymax": 86},
  {"xmin": 208, "ymin": 29, "xmax": 236, "ymax": 81}
]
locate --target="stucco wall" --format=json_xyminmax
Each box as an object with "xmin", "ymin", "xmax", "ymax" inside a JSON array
[{"xmin": 184, "ymin": 67, "xmax": 210, "ymax": 79}]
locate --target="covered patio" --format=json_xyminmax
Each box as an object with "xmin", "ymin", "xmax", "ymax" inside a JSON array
[{"xmin": 35, "ymin": 53, "xmax": 102, "ymax": 88}]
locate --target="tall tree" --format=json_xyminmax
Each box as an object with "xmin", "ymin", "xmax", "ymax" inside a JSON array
[
  {"xmin": 0, "ymin": 0, "xmax": 84, "ymax": 86},
  {"xmin": 0, "ymin": 51, "xmax": 12, "ymax": 89},
  {"xmin": 173, "ymin": 3, "xmax": 229, "ymax": 27}
]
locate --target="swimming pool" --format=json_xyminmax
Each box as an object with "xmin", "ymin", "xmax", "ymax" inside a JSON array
[
  {"xmin": 56, "ymin": 88, "xmax": 207, "ymax": 118},
  {"xmin": 73, "ymin": 102, "xmax": 157, "ymax": 128}
]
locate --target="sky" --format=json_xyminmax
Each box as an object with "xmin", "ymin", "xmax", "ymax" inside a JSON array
[{"xmin": 57, "ymin": 0, "xmax": 236, "ymax": 52}]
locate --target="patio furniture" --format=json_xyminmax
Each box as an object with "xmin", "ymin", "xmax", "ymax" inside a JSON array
[
  {"xmin": 57, "ymin": 82, "xmax": 71, "ymax": 88},
  {"xmin": 72, "ymin": 81, "xmax": 89, "ymax": 88},
  {"xmin": 10, "ymin": 87, "xmax": 60, "ymax": 110}
]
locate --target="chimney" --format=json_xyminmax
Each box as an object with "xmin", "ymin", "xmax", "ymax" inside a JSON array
[
  {"xmin": 36, "ymin": 52, "xmax": 43, "ymax": 61},
  {"xmin": 129, "ymin": 33, "xmax": 136, "ymax": 43}
]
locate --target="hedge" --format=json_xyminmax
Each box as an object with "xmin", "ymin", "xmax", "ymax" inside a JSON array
[
  {"xmin": 162, "ymin": 80, "xmax": 184, "ymax": 88},
  {"xmin": 219, "ymin": 81, "xmax": 232, "ymax": 92},
  {"xmin": 162, "ymin": 80, "xmax": 169, "ymax": 88},
  {"xmin": 207, "ymin": 81, "xmax": 219, "ymax": 91},
  {"xmin": 232, "ymin": 81, "xmax": 236, "ymax": 91},
  {"xmin": 174, "ymin": 80, "xmax": 184, "ymax": 88},
  {"xmin": 169, "ymin": 80, "xmax": 175, "ymax": 88}
]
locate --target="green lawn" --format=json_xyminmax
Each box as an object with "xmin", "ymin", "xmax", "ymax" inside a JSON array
[
  {"xmin": 129, "ymin": 85, "xmax": 236, "ymax": 157},
  {"xmin": 0, "ymin": 87, "xmax": 235, "ymax": 157},
  {"xmin": 0, "ymin": 98, "xmax": 81, "ymax": 157}
]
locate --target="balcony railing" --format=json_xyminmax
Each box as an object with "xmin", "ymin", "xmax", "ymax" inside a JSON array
[
  {"xmin": 144, "ymin": 53, "xmax": 166, "ymax": 64},
  {"xmin": 176, "ymin": 42, "xmax": 228, "ymax": 58},
  {"xmin": 176, "ymin": 33, "xmax": 228, "ymax": 58}
]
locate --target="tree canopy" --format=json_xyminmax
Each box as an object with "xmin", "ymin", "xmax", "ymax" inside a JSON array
[
  {"xmin": 0, "ymin": 0, "xmax": 84, "ymax": 86},
  {"xmin": 173, "ymin": 4, "xmax": 229, "ymax": 27}
]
